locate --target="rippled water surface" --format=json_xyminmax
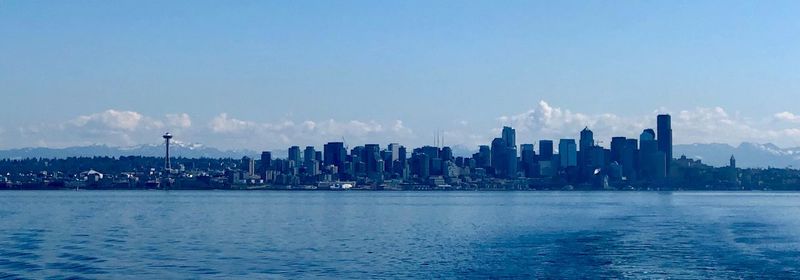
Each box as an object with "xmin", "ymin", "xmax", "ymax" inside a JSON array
[{"xmin": 1, "ymin": 191, "xmax": 800, "ymax": 279}]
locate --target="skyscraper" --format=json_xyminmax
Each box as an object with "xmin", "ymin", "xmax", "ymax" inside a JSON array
[
  {"xmin": 579, "ymin": 127, "xmax": 594, "ymax": 169},
  {"xmin": 520, "ymin": 144, "xmax": 536, "ymax": 165},
  {"xmin": 243, "ymin": 157, "xmax": 255, "ymax": 177},
  {"xmin": 520, "ymin": 144, "xmax": 537, "ymax": 177},
  {"xmin": 579, "ymin": 127, "xmax": 594, "ymax": 152},
  {"xmin": 441, "ymin": 146, "xmax": 453, "ymax": 161},
  {"xmin": 304, "ymin": 146, "xmax": 316, "ymax": 164},
  {"xmin": 539, "ymin": 140, "xmax": 554, "ymax": 159},
  {"xmin": 640, "ymin": 129, "xmax": 665, "ymax": 180},
  {"xmin": 288, "ymin": 146, "xmax": 301, "ymax": 163},
  {"xmin": 657, "ymin": 114, "xmax": 673, "ymax": 175},
  {"xmin": 388, "ymin": 143, "xmax": 401, "ymax": 162},
  {"xmin": 641, "ymin": 129, "xmax": 656, "ymax": 141},
  {"xmin": 260, "ymin": 151, "xmax": 272, "ymax": 174},
  {"xmin": 610, "ymin": 137, "xmax": 627, "ymax": 164},
  {"xmin": 398, "ymin": 146, "xmax": 407, "ymax": 165},
  {"xmin": 491, "ymin": 138, "xmax": 505, "ymax": 175},
  {"xmin": 413, "ymin": 153, "xmax": 430, "ymax": 179},
  {"xmin": 478, "ymin": 145, "xmax": 491, "ymax": 168},
  {"xmin": 502, "ymin": 126, "xmax": 516, "ymax": 148},
  {"xmin": 364, "ymin": 144, "xmax": 381, "ymax": 174},
  {"xmin": 623, "ymin": 139, "xmax": 638, "ymax": 180},
  {"xmin": 323, "ymin": 142, "xmax": 346, "ymax": 170},
  {"xmin": 558, "ymin": 139, "xmax": 577, "ymax": 167},
  {"xmin": 504, "ymin": 146, "xmax": 518, "ymax": 178}
]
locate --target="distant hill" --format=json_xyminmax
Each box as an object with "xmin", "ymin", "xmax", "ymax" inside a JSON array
[
  {"xmin": 2, "ymin": 142, "xmax": 799, "ymax": 168},
  {"xmin": 674, "ymin": 142, "xmax": 800, "ymax": 168}
]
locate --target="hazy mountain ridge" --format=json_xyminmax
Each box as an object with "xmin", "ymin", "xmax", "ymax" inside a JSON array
[
  {"xmin": 674, "ymin": 142, "xmax": 800, "ymax": 168},
  {"xmin": 2, "ymin": 142, "xmax": 799, "ymax": 168},
  {"xmin": 0, "ymin": 142, "xmax": 259, "ymax": 159}
]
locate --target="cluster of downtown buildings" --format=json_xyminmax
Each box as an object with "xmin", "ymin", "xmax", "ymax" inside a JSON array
[
  {"xmin": 242, "ymin": 114, "xmax": 684, "ymax": 190},
  {"xmin": 9, "ymin": 113, "xmax": 800, "ymax": 191}
]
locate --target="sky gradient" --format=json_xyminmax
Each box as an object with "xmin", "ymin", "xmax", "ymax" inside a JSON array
[{"xmin": 2, "ymin": 1, "xmax": 800, "ymax": 150}]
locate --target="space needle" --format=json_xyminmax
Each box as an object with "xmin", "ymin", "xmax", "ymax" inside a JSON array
[{"xmin": 163, "ymin": 132, "xmax": 173, "ymax": 172}]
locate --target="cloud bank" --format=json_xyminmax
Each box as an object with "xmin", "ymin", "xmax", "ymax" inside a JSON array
[
  {"xmin": 5, "ymin": 101, "xmax": 800, "ymax": 151},
  {"xmin": 491, "ymin": 101, "xmax": 800, "ymax": 148}
]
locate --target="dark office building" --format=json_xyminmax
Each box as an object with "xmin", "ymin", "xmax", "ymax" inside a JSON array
[
  {"xmin": 398, "ymin": 146, "xmax": 407, "ymax": 165},
  {"xmin": 412, "ymin": 153, "xmax": 430, "ymax": 179},
  {"xmin": 364, "ymin": 144, "xmax": 381, "ymax": 174},
  {"xmin": 539, "ymin": 140, "xmax": 554, "ymax": 159},
  {"xmin": 520, "ymin": 144, "xmax": 536, "ymax": 164},
  {"xmin": 504, "ymin": 146, "xmax": 518, "ymax": 178},
  {"xmin": 502, "ymin": 126, "xmax": 516, "ymax": 148},
  {"xmin": 323, "ymin": 142, "xmax": 346, "ymax": 170},
  {"xmin": 478, "ymin": 145, "xmax": 491, "ymax": 168},
  {"xmin": 579, "ymin": 127, "xmax": 594, "ymax": 162},
  {"xmin": 350, "ymin": 146, "xmax": 365, "ymax": 162},
  {"xmin": 623, "ymin": 139, "xmax": 639, "ymax": 180},
  {"xmin": 580, "ymin": 127, "xmax": 594, "ymax": 149},
  {"xmin": 441, "ymin": 147, "xmax": 453, "ymax": 161},
  {"xmin": 657, "ymin": 114, "xmax": 673, "ymax": 175},
  {"xmin": 491, "ymin": 138, "xmax": 505, "ymax": 175},
  {"xmin": 520, "ymin": 144, "xmax": 538, "ymax": 177},
  {"xmin": 288, "ymin": 146, "xmax": 301, "ymax": 163},
  {"xmin": 587, "ymin": 145, "xmax": 606, "ymax": 169},
  {"xmin": 559, "ymin": 139, "xmax": 577, "ymax": 167},
  {"xmin": 640, "ymin": 129, "xmax": 665, "ymax": 180},
  {"xmin": 304, "ymin": 146, "xmax": 315, "ymax": 164},
  {"xmin": 259, "ymin": 151, "xmax": 272, "ymax": 173},
  {"xmin": 610, "ymin": 137, "xmax": 627, "ymax": 164}
]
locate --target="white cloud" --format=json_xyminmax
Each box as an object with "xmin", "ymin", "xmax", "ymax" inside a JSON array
[
  {"xmin": 497, "ymin": 101, "xmax": 647, "ymax": 145},
  {"xmin": 166, "ymin": 113, "xmax": 192, "ymax": 128},
  {"xmin": 209, "ymin": 113, "xmax": 256, "ymax": 133},
  {"xmin": 6, "ymin": 104, "xmax": 800, "ymax": 150},
  {"xmin": 488, "ymin": 101, "xmax": 800, "ymax": 148},
  {"xmin": 5, "ymin": 110, "xmax": 196, "ymax": 148},
  {"xmin": 774, "ymin": 111, "xmax": 800, "ymax": 123},
  {"xmin": 71, "ymin": 109, "xmax": 150, "ymax": 131},
  {"xmin": 392, "ymin": 120, "xmax": 413, "ymax": 136},
  {"xmin": 204, "ymin": 113, "xmax": 414, "ymax": 149}
]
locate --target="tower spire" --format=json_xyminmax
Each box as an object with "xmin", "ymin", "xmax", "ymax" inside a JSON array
[{"xmin": 162, "ymin": 132, "xmax": 173, "ymax": 172}]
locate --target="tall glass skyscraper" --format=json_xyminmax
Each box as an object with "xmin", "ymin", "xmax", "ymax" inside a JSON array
[
  {"xmin": 558, "ymin": 139, "xmax": 577, "ymax": 167},
  {"xmin": 657, "ymin": 114, "xmax": 672, "ymax": 175},
  {"xmin": 502, "ymin": 126, "xmax": 516, "ymax": 148}
]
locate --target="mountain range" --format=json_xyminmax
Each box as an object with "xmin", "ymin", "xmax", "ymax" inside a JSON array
[
  {"xmin": 0, "ymin": 142, "xmax": 259, "ymax": 160},
  {"xmin": 0, "ymin": 142, "xmax": 798, "ymax": 169},
  {"xmin": 673, "ymin": 142, "xmax": 800, "ymax": 168}
]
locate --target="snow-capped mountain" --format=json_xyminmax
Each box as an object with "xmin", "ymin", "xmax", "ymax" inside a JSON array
[
  {"xmin": 0, "ymin": 142, "xmax": 259, "ymax": 159},
  {"xmin": 674, "ymin": 142, "xmax": 800, "ymax": 168}
]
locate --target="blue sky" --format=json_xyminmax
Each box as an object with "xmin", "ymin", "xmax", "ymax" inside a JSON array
[{"xmin": 1, "ymin": 1, "xmax": 800, "ymax": 150}]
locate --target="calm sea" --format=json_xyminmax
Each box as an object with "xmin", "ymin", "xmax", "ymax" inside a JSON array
[{"xmin": 1, "ymin": 191, "xmax": 799, "ymax": 279}]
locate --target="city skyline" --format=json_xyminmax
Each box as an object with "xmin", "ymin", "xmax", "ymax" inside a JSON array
[
  {"xmin": 2, "ymin": 1, "xmax": 800, "ymax": 150},
  {"xmin": 3, "ymin": 2, "xmax": 800, "ymax": 279},
  {"xmin": 5, "ymin": 112, "xmax": 757, "ymax": 192}
]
